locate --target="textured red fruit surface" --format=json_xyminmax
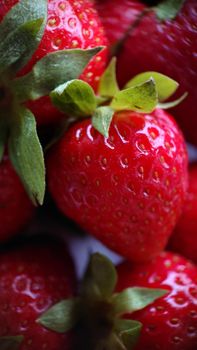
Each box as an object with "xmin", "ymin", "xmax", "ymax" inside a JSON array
[
  {"xmin": 47, "ymin": 109, "xmax": 188, "ymax": 262},
  {"xmin": 0, "ymin": 0, "xmax": 108, "ymax": 124},
  {"xmin": 169, "ymin": 164, "xmax": 197, "ymax": 264},
  {"xmin": 0, "ymin": 154, "xmax": 34, "ymax": 242},
  {"xmin": 115, "ymin": 0, "xmax": 197, "ymax": 145},
  {"xmin": 117, "ymin": 251, "xmax": 197, "ymax": 350},
  {"xmin": 0, "ymin": 238, "xmax": 76, "ymax": 350},
  {"xmin": 95, "ymin": 0, "xmax": 145, "ymax": 45}
]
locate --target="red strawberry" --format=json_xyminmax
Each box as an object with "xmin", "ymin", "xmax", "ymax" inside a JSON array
[
  {"xmin": 0, "ymin": 0, "xmax": 108, "ymax": 125},
  {"xmin": 47, "ymin": 108, "xmax": 188, "ymax": 262},
  {"xmin": 116, "ymin": 251, "xmax": 197, "ymax": 350},
  {"xmin": 0, "ymin": 154, "xmax": 34, "ymax": 242},
  {"xmin": 0, "ymin": 236, "xmax": 76, "ymax": 350},
  {"xmin": 169, "ymin": 163, "xmax": 197, "ymax": 264},
  {"xmin": 95, "ymin": 0, "xmax": 146, "ymax": 46},
  {"xmin": 114, "ymin": 0, "xmax": 197, "ymax": 145}
]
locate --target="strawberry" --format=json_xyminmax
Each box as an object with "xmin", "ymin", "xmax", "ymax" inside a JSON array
[
  {"xmin": 95, "ymin": 0, "xmax": 146, "ymax": 46},
  {"xmin": 47, "ymin": 105, "xmax": 188, "ymax": 262},
  {"xmin": 0, "ymin": 235, "xmax": 76, "ymax": 350},
  {"xmin": 0, "ymin": 0, "xmax": 108, "ymax": 125},
  {"xmin": 0, "ymin": 0, "xmax": 108, "ymax": 206},
  {"xmin": 116, "ymin": 251, "xmax": 197, "ymax": 350},
  {"xmin": 39, "ymin": 252, "xmax": 197, "ymax": 349},
  {"xmin": 46, "ymin": 63, "xmax": 188, "ymax": 262},
  {"xmin": 169, "ymin": 163, "xmax": 197, "ymax": 264},
  {"xmin": 0, "ymin": 154, "xmax": 34, "ymax": 242},
  {"xmin": 113, "ymin": 0, "xmax": 197, "ymax": 145}
]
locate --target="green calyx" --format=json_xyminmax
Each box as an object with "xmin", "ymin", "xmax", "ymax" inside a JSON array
[
  {"xmin": 50, "ymin": 57, "xmax": 187, "ymax": 139},
  {"xmin": 154, "ymin": 0, "xmax": 185, "ymax": 21},
  {"xmin": 38, "ymin": 253, "xmax": 168, "ymax": 350},
  {"xmin": 0, "ymin": 0, "xmax": 103, "ymax": 205}
]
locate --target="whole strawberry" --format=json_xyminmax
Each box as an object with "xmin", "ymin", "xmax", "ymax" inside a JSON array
[
  {"xmin": 0, "ymin": 154, "xmax": 34, "ymax": 242},
  {"xmin": 47, "ymin": 104, "xmax": 188, "ymax": 261},
  {"xmin": 0, "ymin": 0, "xmax": 108, "ymax": 206},
  {"xmin": 116, "ymin": 251, "xmax": 197, "ymax": 350},
  {"xmin": 0, "ymin": 236, "xmax": 76, "ymax": 350},
  {"xmin": 114, "ymin": 0, "xmax": 197, "ymax": 145},
  {"xmin": 0, "ymin": 0, "xmax": 108, "ymax": 125},
  {"xmin": 169, "ymin": 163, "xmax": 197, "ymax": 263}
]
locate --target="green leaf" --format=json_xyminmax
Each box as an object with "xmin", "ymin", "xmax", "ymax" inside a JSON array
[
  {"xmin": 110, "ymin": 79, "xmax": 158, "ymax": 113},
  {"xmin": 0, "ymin": 18, "xmax": 44, "ymax": 75},
  {"xmin": 112, "ymin": 287, "xmax": 168, "ymax": 315},
  {"xmin": 125, "ymin": 72, "xmax": 179, "ymax": 102},
  {"xmin": 0, "ymin": 336, "xmax": 24, "ymax": 350},
  {"xmin": 106, "ymin": 332, "xmax": 127, "ymax": 350},
  {"xmin": 83, "ymin": 253, "xmax": 117, "ymax": 299},
  {"xmin": 155, "ymin": 0, "xmax": 185, "ymax": 21},
  {"xmin": 0, "ymin": 0, "xmax": 47, "ymax": 72},
  {"xmin": 158, "ymin": 92, "xmax": 188, "ymax": 109},
  {"xmin": 8, "ymin": 107, "xmax": 45, "ymax": 205},
  {"xmin": 115, "ymin": 319, "xmax": 142, "ymax": 350},
  {"xmin": 0, "ymin": 116, "xmax": 8, "ymax": 162},
  {"xmin": 37, "ymin": 298, "xmax": 80, "ymax": 333},
  {"xmin": 51, "ymin": 79, "xmax": 96, "ymax": 117},
  {"xmin": 92, "ymin": 107, "xmax": 114, "ymax": 138},
  {"xmin": 13, "ymin": 47, "xmax": 103, "ymax": 102},
  {"xmin": 98, "ymin": 57, "xmax": 119, "ymax": 98}
]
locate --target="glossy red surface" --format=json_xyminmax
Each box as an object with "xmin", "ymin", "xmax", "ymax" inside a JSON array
[
  {"xmin": 169, "ymin": 164, "xmax": 197, "ymax": 263},
  {"xmin": 0, "ymin": 154, "xmax": 34, "ymax": 241},
  {"xmin": 116, "ymin": 251, "xmax": 197, "ymax": 350},
  {"xmin": 0, "ymin": 238, "xmax": 76, "ymax": 350}
]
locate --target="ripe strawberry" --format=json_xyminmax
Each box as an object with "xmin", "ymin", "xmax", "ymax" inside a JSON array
[
  {"xmin": 169, "ymin": 163, "xmax": 197, "ymax": 264},
  {"xmin": 0, "ymin": 236, "xmax": 76, "ymax": 350},
  {"xmin": 116, "ymin": 251, "xmax": 197, "ymax": 350},
  {"xmin": 114, "ymin": 0, "xmax": 197, "ymax": 145},
  {"xmin": 0, "ymin": 0, "xmax": 108, "ymax": 125},
  {"xmin": 95, "ymin": 0, "xmax": 146, "ymax": 46},
  {"xmin": 47, "ymin": 108, "xmax": 188, "ymax": 262},
  {"xmin": 0, "ymin": 154, "xmax": 34, "ymax": 242}
]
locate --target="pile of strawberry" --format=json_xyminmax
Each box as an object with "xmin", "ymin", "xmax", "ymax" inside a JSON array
[{"xmin": 0, "ymin": 0, "xmax": 196, "ymax": 349}]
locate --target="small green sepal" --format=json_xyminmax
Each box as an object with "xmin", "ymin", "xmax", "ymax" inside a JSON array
[
  {"xmin": 110, "ymin": 78, "xmax": 158, "ymax": 113},
  {"xmin": 154, "ymin": 0, "xmax": 185, "ymax": 21},
  {"xmin": 0, "ymin": 18, "xmax": 44, "ymax": 75},
  {"xmin": 98, "ymin": 57, "xmax": 120, "ymax": 98},
  {"xmin": 51, "ymin": 79, "xmax": 97, "ymax": 117},
  {"xmin": 92, "ymin": 107, "xmax": 114, "ymax": 138},
  {"xmin": 125, "ymin": 71, "xmax": 179, "ymax": 102},
  {"xmin": 13, "ymin": 47, "xmax": 103, "ymax": 102},
  {"xmin": 0, "ymin": 0, "xmax": 47, "ymax": 73},
  {"xmin": 112, "ymin": 287, "xmax": 169, "ymax": 315},
  {"xmin": 115, "ymin": 319, "xmax": 142, "ymax": 350},
  {"xmin": 0, "ymin": 336, "xmax": 24, "ymax": 350},
  {"xmin": 37, "ymin": 298, "xmax": 80, "ymax": 333},
  {"xmin": 8, "ymin": 107, "xmax": 45, "ymax": 206},
  {"xmin": 158, "ymin": 92, "xmax": 188, "ymax": 109},
  {"xmin": 82, "ymin": 253, "xmax": 117, "ymax": 299}
]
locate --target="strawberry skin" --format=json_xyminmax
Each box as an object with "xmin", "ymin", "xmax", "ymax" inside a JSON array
[
  {"xmin": 169, "ymin": 164, "xmax": 197, "ymax": 264},
  {"xmin": 116, "ymin": 251, "xmax": 197, "ymax": 350},
  {"xmin": 0, "ymin": 236, "xmax": 76, "ymax": 350},
  {"xmin": 0, "ymin": 0, "xmax": 108, "ymax": 125},
  {"xmin": 47, "ymin": 109, "xmax": 188, "ymax": 262},
  {"xmin": 95, "ymin": 0, "xmax": 146, "ymax": 46},
  {"xmin": 0, "ymin": 154, "xmax": 34, "ymax": 242},
  {"xmin": 115, "ymin": 0, "xmax": 197, "ymax": 145}
]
